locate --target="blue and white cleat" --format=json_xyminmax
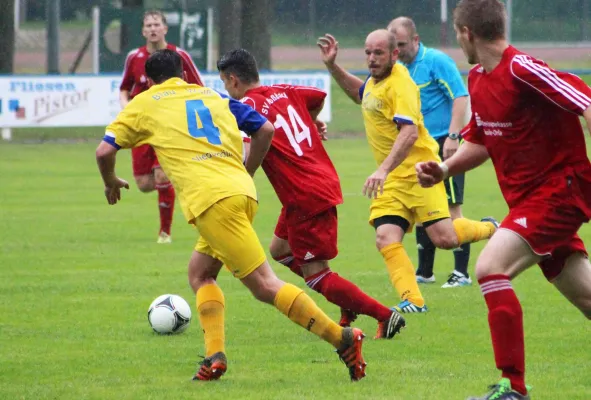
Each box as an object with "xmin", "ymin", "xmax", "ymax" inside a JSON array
[
  {"xmin": 441, "ymin": 271, "xmax": 472, "ymax": 288},
  {"xmin": 392, "ymin": 299, "xmax": 428, "ymax": 313},
  {"xmin": 416, "ymin": 274, "xmax": 436, "ymax": 284}
]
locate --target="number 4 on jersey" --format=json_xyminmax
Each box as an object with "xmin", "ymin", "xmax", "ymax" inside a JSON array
[
  {"xmin": 185, "ymin": 99, "xmax": 222, "ymax": 145},
  {"xmin": 273, "ymin": 105, "xmax": 312, "ymax": 156}
]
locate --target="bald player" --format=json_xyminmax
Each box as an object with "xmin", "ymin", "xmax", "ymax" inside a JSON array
[
  {"xmin": 318, "ymin": 29, "xmax": 498, "ymax": 313},
  {"xmin": 388, "ymin": 17, "xmax": 472, "ymax": 288}
]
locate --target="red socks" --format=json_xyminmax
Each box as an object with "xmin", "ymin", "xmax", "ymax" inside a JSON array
[
  {"xmin": 156, "ymin": 182, "xmax": 175, "ymax": 235},
  {"xmin": 479, "ymin": 274, "xmax": 527, "ymax": 395},
  {"xmin": 305, "ymin": 268, "xmax": 392, "ymax": 322}
]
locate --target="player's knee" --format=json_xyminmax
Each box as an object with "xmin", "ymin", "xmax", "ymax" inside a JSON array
[
  {"xmin": 429, "ymin": 232, "xmax": 458, "ymax": 250},
  {"xmin": 474, "ymin": 257, "xmax": 496, "ymax": 281},
  {"xmin": 249, "ymin": 280, "xmax": 278, "ymax": 304},
  {"xmin": 375, "ymin": 231, "xmax": 396, "ymax": 250},
  {"xmin": 135, "ymin": 175, "xmax": 154, "ymax": 192}
]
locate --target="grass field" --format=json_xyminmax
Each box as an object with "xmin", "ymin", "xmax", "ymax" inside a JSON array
[{"xmin": 1, "ymin": 135, "xmax": 591, "ymax": 400}]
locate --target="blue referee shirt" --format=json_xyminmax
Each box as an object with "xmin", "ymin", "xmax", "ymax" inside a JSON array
[{"xmin": 401, "ymin": 42, "xmax": 468, "ymax": 139}]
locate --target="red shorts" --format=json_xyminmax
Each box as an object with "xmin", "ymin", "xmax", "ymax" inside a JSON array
[
  {"xmin": 500, "ymin": 170, "xmax": 591, "ymax": 281},
  {"xmin": 132, "ymin": 144, "xmax": 160, "ymax": 176},
  {"xmin": 274, "ymin": 206, "xmax": 338, "ymax": 265}
]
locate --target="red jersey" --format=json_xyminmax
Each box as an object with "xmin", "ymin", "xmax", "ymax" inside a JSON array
[
  {"xmin": 462, "ymin": 46, "xmax": 591, "ymax": 208},
  {"xmin": 120, "ymin": 44, "xmax": 203, "ymax": 99},
  {"xmin": 242, "ymin": 85, "xmax": 343, "ymax": 219}
]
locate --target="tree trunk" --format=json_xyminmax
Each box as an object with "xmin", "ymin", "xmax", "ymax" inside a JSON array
[
  {"xmin": 241, "ymin": 0, "xmax": 272, "ymax": 70},
  {"xmin": 121, "ymin": 0, "xmax": 144, "ymax": 52},
  {"xmin": 218, "ymin": 0, "xmax": 242, "ymax": 59},
  {"xmin": 0, "ymin": 0, "xmax": 15, "ymax": 73}
]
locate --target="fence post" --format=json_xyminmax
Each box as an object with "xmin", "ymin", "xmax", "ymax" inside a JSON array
[{"xmin": 47, "ymin": 0, "xmax": 60, "ymax": 74}]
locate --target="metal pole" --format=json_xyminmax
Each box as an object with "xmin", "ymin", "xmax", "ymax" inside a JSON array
[
  {"xmin": 47, "ymin": 0, "xmax": 60, "ymax": 74},
  {"xmin": 14, "ymin": 0, "xmax": 19, "ymax": 32},
  {"xmin": 506, "ymin": 0, "xmax": 512, "ymax": 43},
  {"xmin": 440, "ymin": 0, "xmax": 448, "ymax": 47}
]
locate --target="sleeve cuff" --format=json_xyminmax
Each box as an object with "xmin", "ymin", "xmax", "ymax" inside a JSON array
[
  {"xmin": 103, "ymin": 132, "xmax": 121, "ymax": 149},
  {"xmin": 393, "ymin": 114, "xmax": 415, "ymax": 125}
]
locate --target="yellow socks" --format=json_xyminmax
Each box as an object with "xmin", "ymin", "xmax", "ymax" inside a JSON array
[
  {"xmin": 453, "ymin": 218, "xmax": 496, "ymax": 244},
  {"xmin": 196, "ymin": 283, "xmax": 225, "ymax": 357},
  {"xmin": 274, "ymin": 283, "xmax": 343, "ymax": 348},
  {"xmin": 380, "ymin": 243, "xmax": 425, "ymax": 307}
]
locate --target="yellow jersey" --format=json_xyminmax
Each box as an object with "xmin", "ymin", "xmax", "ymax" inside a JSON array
[
  {"xmin": 360, "ymin": 64, "xmax": 440, "ymax": 181},
  {"xmin": 104, "ymin": 77, "xmax": 267, "ymax": 224}
]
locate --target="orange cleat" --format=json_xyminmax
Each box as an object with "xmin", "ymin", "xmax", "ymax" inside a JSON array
[
  {"xmin": 339, "ymin": 308, "xmax": 358, "ymax": 328},
  {"xmin": 336, "ymin": 327, "xmax": 367, "ymax": 381},
  {"xmin": 192, "ymin": 352, "xmax": 227, "ymax": 381}
]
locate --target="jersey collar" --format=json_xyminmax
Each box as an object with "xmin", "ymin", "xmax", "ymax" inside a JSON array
[{"xmin": 406, "ymin": 42, "xmax": 426, "ymax": 69}]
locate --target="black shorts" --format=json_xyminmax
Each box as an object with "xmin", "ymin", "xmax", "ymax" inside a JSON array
[{"xmin": 436, "ymin": 135, "xmax": 465, "ymax": 205}]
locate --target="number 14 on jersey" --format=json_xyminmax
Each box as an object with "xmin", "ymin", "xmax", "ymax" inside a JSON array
[{"xmin": 273, "ymin": 105, "xmax": 312, "ymax": 156}]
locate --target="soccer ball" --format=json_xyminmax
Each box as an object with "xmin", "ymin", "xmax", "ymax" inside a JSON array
[{"xmin": 147, "ymin": 294, "xmax": 192, "ymax": 334}]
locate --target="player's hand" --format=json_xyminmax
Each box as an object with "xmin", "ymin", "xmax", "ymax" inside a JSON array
[
  {"xmin": 416, "ymin": 161, "xmax": 444, "ymax": 188},
  {"xmin": 317, "ymin": 34, "xmax": 339, "ymax": 67},
  {"xmin": 104, "ymin": 177, "xmax": 129, "ymax": 205},
  {"xmin": 315, "ymin": 120, "xmax": 328, "ymax": 141},
  {"xmin": 443, "ymin": 137, "xmax": 459, "ymax": 160},
  {"xmin": 363, "ymin": 168, "xmax": 388, "ymax": 199}
]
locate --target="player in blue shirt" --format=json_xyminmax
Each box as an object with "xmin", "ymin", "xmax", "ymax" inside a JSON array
[{"xmin": 388, "ymin": 17, "xmax": 471, "ymax": 288}]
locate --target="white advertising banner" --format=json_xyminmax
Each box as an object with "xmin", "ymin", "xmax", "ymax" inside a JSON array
[{"xmin": 0, "ymin": 73, "xmax": 331, "ymax": 128}]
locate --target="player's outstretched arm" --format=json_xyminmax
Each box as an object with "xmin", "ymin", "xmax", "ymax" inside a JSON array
[
  {"xmin": 317, "ymin": 34, "xmax": 364, "ymax": 104},
  {"xmin": 245, "ymin": 121, "xmax": 274, "ymax": 177},
  {"xmin": 96, "ymin": 141, "xmax": 129, "ymax": 205},
  {"xmin": 416, "ymin": 141, "xmax": 489, "ymax": 188}
]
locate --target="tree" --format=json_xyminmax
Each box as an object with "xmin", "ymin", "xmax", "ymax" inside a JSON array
[
  {"xmin": 241, "ymin": 0, "xmax": 272, "ymax": 69},
  {"xmin": 0, "ymin": 0, "xmax": 15, "ymax": 73},
  {"xmin": 218, "ymin": 0, "xmax": 242, "ymax": 58}
]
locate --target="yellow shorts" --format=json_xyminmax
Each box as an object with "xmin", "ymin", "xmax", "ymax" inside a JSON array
[
  {"xmin": 194, "ymin": 195, "xmax": 266, "ymax": 279},
  {"xmin": 369, "ymin": 179, "xmax": 450, "ymax": 230}
]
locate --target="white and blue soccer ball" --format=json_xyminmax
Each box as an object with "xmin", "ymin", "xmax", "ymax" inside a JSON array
[{"xmin": 147, "ymin": 294, "xmax": 192, "ymax": 334}]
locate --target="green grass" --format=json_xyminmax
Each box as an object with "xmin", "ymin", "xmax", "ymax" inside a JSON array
[{"xmin": 1, "ymin": 138, "xmax": 591, "ymax": 400}]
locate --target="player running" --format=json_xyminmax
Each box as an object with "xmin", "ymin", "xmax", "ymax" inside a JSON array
[
  {"xmin": 96, "ymin": 49, "xmax": 367, "ymax": 382},
  {"xmin": 388, "ymin": 17, "xmax": 472, "ymax": 288},
  {"xmin": 217, "ymin": 48, "xmax": 405, "ymax": 338},
  {"xmin": 318, "ymin": 29, "xmax": 498, "ymax": 313},
  {"xmin": 119, "ymin": 10, "xmax": 204, "ymax": 244},
  {"xmin": 416, "ymin": 1, "xmax": 591, "ymax": 398}
]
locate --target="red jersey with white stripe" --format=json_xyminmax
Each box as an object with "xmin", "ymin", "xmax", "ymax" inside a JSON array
[
  {"xmin": 462, "ymin": 46, "xmax": 591, "ymax": 208},
  {"xmin": 120, "ymin": 44, "xmax": 203, "ymax": 99},
  {"xmin": 242, "ymin": 85, "xmax": 343, "ymax": 219}
]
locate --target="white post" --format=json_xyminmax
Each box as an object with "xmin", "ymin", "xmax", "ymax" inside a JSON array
[
  {"xmin": 440, "ymin": 0, "xmax": 448, "ymax": 47},
  {"xmin": 206, "ymin": 7, "xmax": 214, "ymax": 71},
  {"xmin": 2, "ymin": 128, "xmax": 12, "ymax": 141},
  {"xmin": 92, "ymin": 6, "xmax": 100, "ymax": 74},
  {"xmin": 14, "ymin": 0, "xmax": 19, "ymax": 32},
  {"xmin": 506, "ymin": 0, "xmax": 513, "ymax": 43}
]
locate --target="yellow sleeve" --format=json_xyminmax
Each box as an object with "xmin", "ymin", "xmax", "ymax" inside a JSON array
[
  {"xmin": 103, "ymin": 98, "xmax": 148, "ymax": 149},
  {"xmin": 381, "ymin": 79, "xmax": 421, "ymax": 126}
]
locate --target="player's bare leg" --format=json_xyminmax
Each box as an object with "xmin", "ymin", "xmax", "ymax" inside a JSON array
[
  {"xmin": 470, "ymin": 229, "xmax": 539, "ymax": 398},
  {"xmin": 134, "ymin": 174, "xmax": 155, "ymax": 193},
  {"xmin": 375, "ymin": 221, "xmax": 427, "ymax": 313},
  {"xmin": 154, "ymin": 167, "xmax": 175, "ymax": 243},
  {"xmin": 425, "ymin": 215, "xmax": 497, "ymax": 251},
  {"xmin": 270, "ymin": 234, "xmax": 405, "ymax": 338},
  {"xmin": 269, "ymin": 235, "xmax": 303, "ymax": 277},
  {"xmin": 188, "ymin": 251, "xmax": 227, "ymax": 381},
  {"xmin": 552, "ymin": 252, "xmax": 591, "ymax": 319},
  {"xmin": 240, "ymin": 260, "xmax": 367, "ymax": 380}
]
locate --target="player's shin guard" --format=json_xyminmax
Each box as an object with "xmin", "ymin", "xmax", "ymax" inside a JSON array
[
  {"xmin": 305, "ymin": 268, "xmax": 392, "ymax": 321},
  {"xmin": 156, "ymin": 182, "xmax": 175, "ymax": 235},
  {"xmin": 453, "ymin": 218, "xmax": 496, "ymax": 244},
  {"xmin": 479, "ymin": 274, "xmax": 527, "ymax": 396},
  {"xmin": 196, "ymin": 283, "xmax": 225, "ymax": 357},
  {"xmin": 416, "ymin": 226, "xmax": 436, "ymax": 277},
  {"xmin": 380, "ymin": 243, "xmax": 425, "ymax": 307},
  {"xmin": 274, "ymin": 283, "xmax": 343, "ymax": 348},
  {"xmin": 272, "ymin": 253, "xmax": 304, "ymax": 277}
]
